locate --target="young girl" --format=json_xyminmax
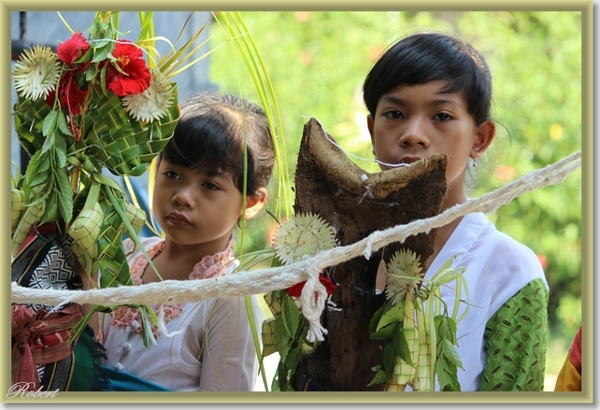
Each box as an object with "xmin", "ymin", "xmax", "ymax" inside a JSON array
[
  {"xmin": 364, "ymin": 32, "xmax": 548, "ymax": 391},
  {"xmin": 97, "ymin": 92, "xmax": 275, "ymax": 391}
]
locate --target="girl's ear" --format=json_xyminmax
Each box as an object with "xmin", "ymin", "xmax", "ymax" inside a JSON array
[
  {"xmin": 242, "ymin": 187, "xmax": 268, "ymax": 220},
  {"xmin": 471, "ymin": 120, "xmax": 496, "ymax": 159}
]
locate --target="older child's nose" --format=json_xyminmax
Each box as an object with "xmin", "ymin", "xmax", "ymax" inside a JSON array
[{"xmin": 399, "ymin": 118, "xmax": 429, "ymax": 147}]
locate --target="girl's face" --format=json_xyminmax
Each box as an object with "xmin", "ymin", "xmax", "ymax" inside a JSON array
[
  {"xmin": 152, "ymin": 159, "xmax": 245, "ymax": 254},
  {"xmin": 367, "ymin": 80, "xmax": 495, "ymax": 207}
]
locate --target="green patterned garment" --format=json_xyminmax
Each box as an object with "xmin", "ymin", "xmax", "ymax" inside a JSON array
[{"xmin": 479, "ymin": 278, "xmax": 549, "ymax": 391}]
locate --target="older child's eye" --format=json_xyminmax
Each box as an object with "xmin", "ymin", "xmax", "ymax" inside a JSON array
[
  {"xmin": 435, "ymin": 113, "xmax": 452, "ymax": 121},
  {"xmin": 383, "ymin": 110, "xmax": 403, "ymax": 119},
  {"xmin": 203, "ymin": 181, "xmax": 220, "ymax": 191}
]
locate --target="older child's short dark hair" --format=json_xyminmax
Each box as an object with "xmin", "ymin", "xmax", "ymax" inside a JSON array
[
  {"xmin": 363, "ymin": 32, "xmax": 492, "ymax": 125},
  {"xmin": 159, "ymin": 92, "xmax": 275, "ymax": 196}
]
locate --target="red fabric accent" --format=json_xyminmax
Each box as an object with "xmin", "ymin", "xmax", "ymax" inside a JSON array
[
  {"xmin": 568, "ymin": 326, "xmax": 582, "ymax": 373},
  {"xmin": 11, "ymin": 304, "xmax": 83, "ymax": 391},
  {"xmin": 286, "ymin": 273, "xmax": 337, "ymax": 299},
  {"xmin": 19, "ymin": 223, "xmax": 58, "ymax": 256}
]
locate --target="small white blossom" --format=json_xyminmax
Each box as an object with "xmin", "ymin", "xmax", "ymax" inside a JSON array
[
  {"xmin": 122, "ymin": 68, "xmax": 174, "ymax": 123},
  {"xmin": 384, "ymin": 249, "xmax": 424, "ymax": 305},
  {"xmin": 13, "ymin": 45, "xmax": 61, "ymax": 100},
  {"xmin": 273, "ymin": 212, "xmax": 337, "ymax": 265}
]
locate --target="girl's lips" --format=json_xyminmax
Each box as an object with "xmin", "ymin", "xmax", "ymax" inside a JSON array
[{"xmin": 167, "ymin": 211, "xmax": 191, "ymax": 226}]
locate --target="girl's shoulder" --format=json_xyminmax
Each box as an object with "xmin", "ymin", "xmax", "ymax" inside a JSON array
[{"xmin": 123, "ymin": 236, "xmax": 164, "ymax": 258}]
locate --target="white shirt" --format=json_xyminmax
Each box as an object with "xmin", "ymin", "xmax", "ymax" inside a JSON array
[{"xmin": 424, "ymin": 212, "xmax": 547, "ymax": 391}]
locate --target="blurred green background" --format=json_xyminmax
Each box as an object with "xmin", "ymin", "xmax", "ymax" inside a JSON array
[{"xmin": 208, "ymin": 11, "xmax": 582, "ymax": 389}]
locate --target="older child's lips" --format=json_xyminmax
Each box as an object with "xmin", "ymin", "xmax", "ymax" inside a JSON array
[
  {"xmin": 167, "ymin": 212, "xmax": 191, "ymax": 226},
  {"xmin": 399, "ymin": 156, "xmax": 421, "ymax": 165}
]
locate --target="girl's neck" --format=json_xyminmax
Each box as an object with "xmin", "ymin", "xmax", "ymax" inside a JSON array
[{"xmin": 142, "ymin": 236, "xmax": 233, "ymax": 283}]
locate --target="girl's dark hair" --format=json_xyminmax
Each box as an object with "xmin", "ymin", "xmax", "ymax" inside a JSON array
[
  {"xmin": 159, "ymin": 92, "xmax": 275, "ymax": 196},
  {"xmin": 363, "ymin": 32, "xmax": 492, "ymax": 125}
]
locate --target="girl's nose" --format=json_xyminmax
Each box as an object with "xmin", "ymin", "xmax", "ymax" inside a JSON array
[
  {"xmin": 171, "ymin": 185, "xmax": 195, "ymax": 208},
  {"xmin": 399, "ymin": 118, "xmax": 429, "ymax": 147}
]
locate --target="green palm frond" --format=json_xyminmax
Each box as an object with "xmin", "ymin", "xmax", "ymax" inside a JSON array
[{"xmin": 83, "ymin": 84, "xmax": 180, "ymax": 176}]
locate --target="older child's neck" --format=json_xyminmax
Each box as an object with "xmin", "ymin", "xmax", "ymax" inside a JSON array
[{"xmin": 426, "ymin": 194, "xmax": 467, "ymax": 269}]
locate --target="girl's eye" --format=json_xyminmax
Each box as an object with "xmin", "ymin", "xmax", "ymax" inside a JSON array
[
  {"xmin": 164, "ymin": 170, "xmax": 179, "ymax": 179},
  {"xmin": 434, "ymin": 113, "xmax": 452, "ymax": 121},
  {"xmin": 383, "ymin": 110, "xmax": 403, "ymax": 120}
]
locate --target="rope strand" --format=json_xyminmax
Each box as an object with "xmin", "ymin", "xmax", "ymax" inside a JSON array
[{"xmin": 11, "ymin": 151, "xmax": 582, "ymax": 341}]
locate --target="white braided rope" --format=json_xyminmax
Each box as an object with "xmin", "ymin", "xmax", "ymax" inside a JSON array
[
  {"xmin": 300, "ymin": 255, "xmax": 329, "ymax": 342},
  {"xmin": 11, "ymin": 151, "xmax": 581, "ymax": 342}
]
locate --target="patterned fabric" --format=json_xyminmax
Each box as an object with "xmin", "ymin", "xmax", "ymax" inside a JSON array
[
  {"xmin": 11, "ymin": 229, "xmax": 108, "ymax": 391},
  {"xmin": 478, "ymin": 278, "xmax": 549, "ymax": 391},
  {"xmin": 554, "ymin": 326, "xmax": 582, "ymax": 391},
  {"xmin": 109, "ymin": 237, "xmax": 234, "ymax": 339}
]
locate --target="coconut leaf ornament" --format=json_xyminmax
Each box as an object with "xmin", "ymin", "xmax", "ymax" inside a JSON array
[{"xmin": 10, "ymin": 11, "xmax": 193, "ymax": 349}]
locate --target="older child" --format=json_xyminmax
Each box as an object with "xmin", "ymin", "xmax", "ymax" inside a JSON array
[
  {"xmin": 98, "ymin": 92, "xmax": 275, "ymax": 391},
  {"xmin": 364, "ymin": 32, "xmax": 548, "ymax": 391}
]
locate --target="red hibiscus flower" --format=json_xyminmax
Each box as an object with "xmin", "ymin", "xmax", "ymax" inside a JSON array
[
  {"xmin": 46, "ymin": 31, "xmax": 91, "ymax": 139},
  {"xmin": 106, "ymin": 40, "xmax": 151, "ymax": 96},
  {"xmin": 57, "ymin": 32, "xmax": 90, "ymax": 67},
  {"xmin": 287, "ymin": 273, "xmax": 337, "ymax": 299}
]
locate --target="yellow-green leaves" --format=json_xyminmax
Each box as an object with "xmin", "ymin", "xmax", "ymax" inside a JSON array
[
  {"xmin": 434, "ymin": 315, "xmax": 463, "ymax": 391},
  {"xmin": 369, "ymin": 251, "xmax": 467, "ymax": 391}
]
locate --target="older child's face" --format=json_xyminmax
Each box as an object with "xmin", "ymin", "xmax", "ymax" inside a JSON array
[
  {"xmin": 153, "ymin": 159, "xmax": 244, "ymax": 254},
  {"xmin": 367, "ymin": 80, "xmax": 494, "ymax": 207}
]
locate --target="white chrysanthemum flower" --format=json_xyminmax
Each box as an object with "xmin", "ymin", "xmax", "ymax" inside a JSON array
[
  {"xmin": 384, "ymin": 249, "xmax": 424, "ymax": 306},
  {"xmin": 273, "ymin": 212, "xmax": 337, "ymax": 265},
  {"xmin": 122, "ymin": 68, "xmax": 174, "ymax": 123},
  {"xmin": 13, "ymin": 45, "xmax": 61, "ymax": 100}
]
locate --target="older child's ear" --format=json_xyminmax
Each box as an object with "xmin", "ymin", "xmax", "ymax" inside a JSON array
[
  {"xmin": 367, "ymin": 114, "xmax": 375, "ymax": 142},
  {"xmin": 242, "ymin": 187, "xmax": 268, "ymax": 220},
  {"xmin": 367, "ymin": 114, "xmax": 376, "ymax": 155},
  {"xmin": 471, "ymin": 120, "xmax": 496, "ymax": 158}
]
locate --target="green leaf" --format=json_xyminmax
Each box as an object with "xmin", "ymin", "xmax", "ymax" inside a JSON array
[
  {"xmin": 382, "ymin": 342, "xmax": 396, "ymax": 379},
  {"xmin": 434, "ymin": 336, "xmax": 463, "ymax": 391},
  {"xmin": 280, "ymin": 293, "xmax": 300, "ymax": 339},
  {"xmin": 393, "ymin": 322, "xmax": 414, "ymax": 366},
  {"xmin": 39, "ymin": 192, "xmax": 56, "ymax": 224},
  {"xmin": 285, "ymin": 345, "xmax": 304, "ymax": 374},
  {"xmin": 28, "ymin": 170, "xmax": 49, "ymax": 187},
  {"xmin": 138, "ymin": 306, "xmax": 158, "ymax": 348},
  {"xmin": 366, "ymin": 368, "xmax": 388, "ymax": 387},
  {"xmin": 54, "ymin": 141, "xmax": 68, "ymax": 168},
  {"xmin": 54, "ymin": 168, "xmax": 74, "ymax": 223},
  {"xmin": 377, "ymin": 301, "xmax": 404, "ymax": 332},
  {"xmin": 435, "ymin": 315, "xmax": 458, "ymax": 345},
  {"xmin": 56, "ymin": 111, "xmax": 72, "ymax": 136},
  {"xmin": 440, "ymin": 338, "xmax": 463, "ymax": 370},
  {"xmin": 370, "ymin": 322, "xmax": 396, "ymax": 341},
  {"xmin": 272, "ymin": 316, "xmax": 291, "ymax": 362},
  {"xmin": 369, "ymin": 304, "xmax": 384, "ymax": 334},
  {"xmin": 42, "ymin": 110, "xmax": 58, "ymax": 137}
]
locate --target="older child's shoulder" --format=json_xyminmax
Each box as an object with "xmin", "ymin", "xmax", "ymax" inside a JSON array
[{"xmin": 448, "ymin": 212, "xmax": 546, "ymax": 288}]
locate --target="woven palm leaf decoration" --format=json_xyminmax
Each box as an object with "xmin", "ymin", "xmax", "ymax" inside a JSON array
[
  {"xmin": 83, "ymin": 83, "xmax": 180, "ymax": 176},
  {"xmin": 9, "ymin": 11, "xmax": 205, "ymax": 350}
]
